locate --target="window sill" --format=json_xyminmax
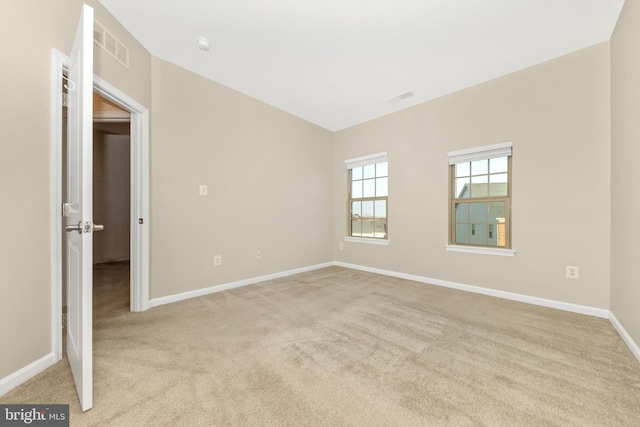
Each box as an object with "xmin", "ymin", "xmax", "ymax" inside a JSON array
[
  {"xmin": 445, "ymin": 245, "xmax": 516, "ymax": 257},
  {"xmin": 344, "ymin": 237, "xmax": 390, "ymax": 246}
]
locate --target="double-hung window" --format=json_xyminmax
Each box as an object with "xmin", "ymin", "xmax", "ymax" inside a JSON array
[
  {"xmin": 346, "ymin": 152, "xmax": 388, "ymax": 240},
  {"xmin": 448, "ymin": 143, "xmax": 512, "ymax": 252}
]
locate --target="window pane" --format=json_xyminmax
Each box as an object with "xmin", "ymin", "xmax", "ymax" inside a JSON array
[
  {"xmin": 376, "ymin": 162, "xmax": 388, "ymax": 177},
  {"xmin": 470, "ymin": 202, "xmax": 487, "ymax": 222},
  {"xmin": 456, "ymin": 177, "xmax": 470, "ymax": 198},
  {"xmin": 362, "ymin": 200, "xmax": 374, "ymax": 218},
  {"xmin": 489, "ymin": 156, "xmax": 508, "ymax": 174},
  {"xmin": 363, "ymin": 164, "xmax": 375, "ymax": 179},
  {"xmin": 455, "ymin": 203, "xmax": 469, "ymax": 222},
  {"xmin": 351, "ymin": 201, "xmax": 361, "ymax": 217},
  {"xmin": 490, "ymin": 173, "xmax": 508, "ymax": 183},
  {"xmin": 471, "ymin": 159, "xmax": 488, "ymax": 175},
  {"xmin": 489, "ymin": 174, "xmax": 508, "ymax": 196},
  {"xmin": 470, "ymin": 175, "xmax": 488, "ymax": 198},
  {"xmin": 363, "ymin": 179, "xmax": 375, "ymax": 197},
  {"xmin": 374, "ymin": 200, "xmax": 386, "ymax": 218},
  {"xmin": 376, "ymin": 177, "xmax": 388, "ymax": 197},
  {"xmin": 351, "ymin": 201, "xmax": 362, "ymax": 236},
  {"xmin": 488, "ymin": 202, "xmax": 506, "ymax": 222},
  {"xmin": 374, "ymin": 219, "xmax": 387, "ymax": 238},
  {"xmin": 456, "ymin": 224, "xmax": 469, "ymax": 244},
  {"xmin": 471, "ymin": 223, "xmax": 488, "ymax": 245},
  {"xmin": 360, "ymin": 219, "xmax": 373, "ymax": 237},
  {"xmin": 352, "ymin": 166, "xmax": 362, "ymax": 180},
  {"xmin": 456, "ymin": 162, "xmax": 470, "ymax": 177},
  {"xmin": 352, "ymin": 180, "xmax": 363, "ymax": 198}
]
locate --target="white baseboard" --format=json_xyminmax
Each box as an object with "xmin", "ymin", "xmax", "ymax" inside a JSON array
[
  {"xmin": 609, "ymin": 312, "xmax": 640, "ymax": 363},
  {"xmin": 148, "ymin": 262, "xmax": 334, "ymax": 308},
  {"xmin": 0, "ymin": 353, "xmax": 56, "ymax": 397},
  {"xmin": 334, "ymin": 262, "xmax": 610, "ymax": 318}
]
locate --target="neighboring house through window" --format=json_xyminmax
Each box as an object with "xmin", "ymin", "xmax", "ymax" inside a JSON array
[
  {"xmin": 447, "ymin": 142, "xmax": 514, "ymax": 255},
  {"xmin": 345, "ymin": 152, "xmax": 388, "ymax": 241}
]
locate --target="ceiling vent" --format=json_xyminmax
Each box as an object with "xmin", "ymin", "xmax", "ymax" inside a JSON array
[
  {"xmin": 386, "ymin": 91, "xmax": 414, "ymax": 104},
  {"xmin": 94, "ymin": 20, "xmax": 129, "ymax": 69}
]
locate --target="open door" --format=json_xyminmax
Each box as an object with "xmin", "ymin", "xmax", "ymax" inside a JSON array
[{"xmin": 65, "ymin": 4, "xmax": 95, "ymax": 412}]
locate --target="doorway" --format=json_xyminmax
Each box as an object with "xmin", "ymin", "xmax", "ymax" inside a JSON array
[
  {"xmin": 92, "ymin": 94, "xmax": 131, "ymax": 315},
  {"xmin": 61, "ymin": 92, "xmax": 132, "ymax": 330}
]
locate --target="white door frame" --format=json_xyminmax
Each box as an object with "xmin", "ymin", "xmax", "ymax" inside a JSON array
[{"xmin": 51, "ymin": 49, "xmax": 150, "ymax": 362}]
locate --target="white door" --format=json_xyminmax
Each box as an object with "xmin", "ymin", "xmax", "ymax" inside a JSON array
[{"xmin": 65, "ymin": 4, "xmax": 95, "ymax": 412}]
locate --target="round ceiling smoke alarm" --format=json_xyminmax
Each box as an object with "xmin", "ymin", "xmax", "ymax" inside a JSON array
[{"xmin": 196, "ymin": 37, "xmax": 211, "ymax": 51}]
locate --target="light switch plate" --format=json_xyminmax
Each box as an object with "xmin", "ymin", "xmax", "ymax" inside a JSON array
[{"xmin": 199, "ymin": 185, "xmax": 208, "ymax": 196}]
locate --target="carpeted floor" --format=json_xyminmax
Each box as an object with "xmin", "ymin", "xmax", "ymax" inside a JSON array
[{"xmin": 2, "ymin": 264, "xmax": 640, "ymax": 426}]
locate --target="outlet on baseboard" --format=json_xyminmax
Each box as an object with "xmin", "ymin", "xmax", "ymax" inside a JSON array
[
  {"xmin": 566, "ymin": 266, "xmax": 579, "ymax": 279},
  {"xmin": 214, "ymin": 255, "xmax": 222, "ymax": 266}
]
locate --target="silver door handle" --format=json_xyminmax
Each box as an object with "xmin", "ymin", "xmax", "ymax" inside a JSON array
[
  {"xmin": 66, "ymin": 221, "xmax": 83, "ymax": 233},
  {"xmin": 65, "ymin": 221, "xmax": 104, "ymax": 233}
]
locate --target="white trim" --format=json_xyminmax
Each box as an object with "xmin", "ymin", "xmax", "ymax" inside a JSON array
[
  {"xmin": 0, "ymin": 353, "xmax": 56, "ymax": 397},
  {"xmin": 609, "ymin": 312, "xmax": 640, "ymax": 363},
  {"xmin": 345, "ymin": 151, "xmax": 388, "ymax": 169},
  {"xmin": 93, "ymin": 75, "xmax": 150, "ymax": 313},
  {"xmin": 333, "ymin": 262, "xmax": 609, "ymax": 318},
  {"xmin": 344, "ymin": 237, "xmax": 390, "ymax": 246},
  {"xmin": 148, "ymin": 263, "xmax": 334, "ymax": 308},
  {"xmin": 445, "ymin": 244, "xmax": 516, "ymax": 257},
  {"xmin": 448, "ymin": 141, "xmax": 512, "ymax": 165}
]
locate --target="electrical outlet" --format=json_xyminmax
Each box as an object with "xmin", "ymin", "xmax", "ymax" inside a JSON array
[
  {"xmin": 566, "ymin": 266, "xmax": 579, "ymax": 279},
  {"xmin": 214, "ymin": 255, "xmax": 222, "ymax": 266},
  {"xmin": 256, "ymin": 250, "xmax": 262, "ymax": 259},
  {"xmin": 199, "ymin": 184, "xmax": 208, "ymax": 196},
  {"xmin": 338, "ymin": 242, "xmax": 344, "ymax": 250}
]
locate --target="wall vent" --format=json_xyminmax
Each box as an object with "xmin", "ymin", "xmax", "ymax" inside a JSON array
[
  {"xmin": 93, "ymin": 20, "xmax": 129, "ymax": 69},
  {"xmin": 386, "ymin": 91, "xmax": 414, "ymax": 104}
]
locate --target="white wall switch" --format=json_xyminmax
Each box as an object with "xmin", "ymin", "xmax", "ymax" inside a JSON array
[{"xmin": 199, "ymin": 185, "xmax": 208, "ymax": 196}]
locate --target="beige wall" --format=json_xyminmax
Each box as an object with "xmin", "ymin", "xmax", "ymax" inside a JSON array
[
  {"xmin": 611, "ymin": 0, "xmax": 640, "ymax": 348},
  {"xmin": 333, "ymin": 43, "xmax": 611, "ymax": 309},
  {"xmin": 0, "ymin": 0, "xmax": 151, "ymax": 379},
  {"xmin": 149, "ymin": 57, "xmax": 334, "ymax": 299}
]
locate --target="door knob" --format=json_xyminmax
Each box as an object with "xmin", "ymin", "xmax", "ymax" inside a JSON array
[
  {"xmin": 65, "ymin": 221, "xmax": 104, "ymax": 233},
  {"xmin": 66, "ymin": 221, "xmax": 83, "ymax": 233}
]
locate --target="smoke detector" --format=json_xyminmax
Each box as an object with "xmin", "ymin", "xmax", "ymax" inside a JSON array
[{"xmin": 196, "ymin": 37, "xmax": 211, "ymax": 51}]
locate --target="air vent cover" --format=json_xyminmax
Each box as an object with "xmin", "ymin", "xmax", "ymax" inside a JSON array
[
  {"xmin": 93, "ymin": 20, "xmax": 129, "ymax": 69},
  {"xmin": 386, "ymin": 91, "xmax": 414, "ymax": 104}
]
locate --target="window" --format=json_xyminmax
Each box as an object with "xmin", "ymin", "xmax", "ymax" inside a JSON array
[
  {"xmin": 448, "ymin": 143, "xmax": 512, "ymax": 251},
  {"xmin": 346, "ymin": 152, "xmax": 388, "ymax": 240}
]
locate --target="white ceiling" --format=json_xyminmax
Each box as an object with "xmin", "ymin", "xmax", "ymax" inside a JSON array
[{"xmin": 99, "ymin": 0, "xmax": 625, "ymax": 131}]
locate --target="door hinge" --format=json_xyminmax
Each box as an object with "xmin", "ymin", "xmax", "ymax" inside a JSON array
[
  {"xmin": 62, "ymin": 203, "xmax": 70, "ymax": 217},
  {"xmin": 62, "ymin": 92, "xmax": 69, "ymax": 107}
]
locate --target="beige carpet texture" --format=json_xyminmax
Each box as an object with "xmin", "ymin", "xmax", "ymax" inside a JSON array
[{"xmin": 2, "ymin": 264, "xmax": 640, "ymax": 426}]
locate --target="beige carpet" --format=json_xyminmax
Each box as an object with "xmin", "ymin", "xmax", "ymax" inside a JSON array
[{"xmin": 3, "ymin": 264, "xmax": 640, "ymax": 426}]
